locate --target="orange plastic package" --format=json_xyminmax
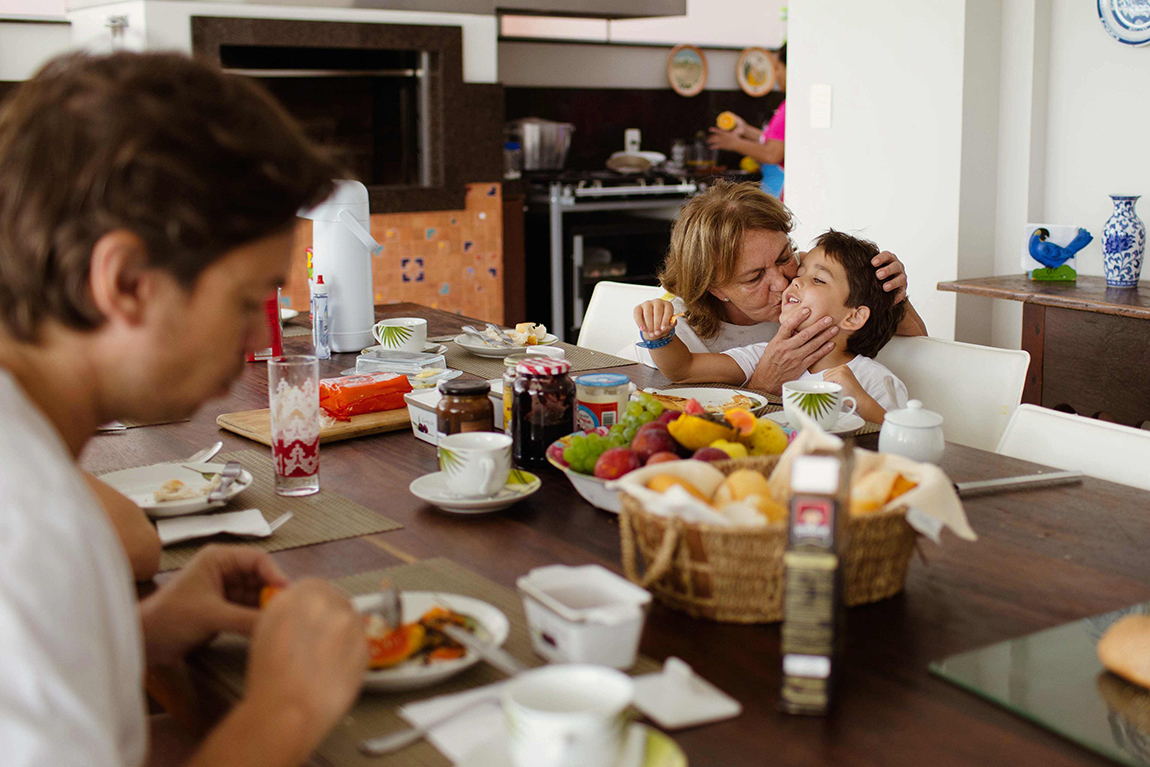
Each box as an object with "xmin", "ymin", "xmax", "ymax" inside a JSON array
[{"xmin": 319, "ymin": 373, "xmax": 413, "ymax": 421}]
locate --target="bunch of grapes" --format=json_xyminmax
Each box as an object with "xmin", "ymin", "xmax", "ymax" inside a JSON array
[
  {"xmin": 562, "ymin": 432, "xmax": 612, "ymax": 475},
  {"xmin": 562, "ymin": 393, "xmax": 665, "ymax": 475},
  {"xmin": 614, "ymin": 391, "xmax": 664, "ymax": 443}
]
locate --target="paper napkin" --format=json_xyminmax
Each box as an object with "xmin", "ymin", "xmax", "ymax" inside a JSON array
[
  {"xmin": 156, "ymin": 508, "xmax": 271, "ymax": 546},
  {"xmin": 398, "ymin": 682, "xmax": 507, "ymax": 763}
]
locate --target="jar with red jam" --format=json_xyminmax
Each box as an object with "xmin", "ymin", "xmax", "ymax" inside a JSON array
[{"xmin": 511, "ymin": 358, "xmax": 575, "ymax": 468}]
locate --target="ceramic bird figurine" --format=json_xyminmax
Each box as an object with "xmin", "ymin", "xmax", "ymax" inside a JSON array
[{"xmin": 1029, "ymin": 227, "xmax": 1092, "ymax": 271}]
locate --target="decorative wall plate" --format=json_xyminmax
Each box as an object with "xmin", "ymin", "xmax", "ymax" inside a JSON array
[
  {"xmin": 1098, "ymin": 0, "xmax": 1150, "ymax": 47},
  {"xmin": 736, "ymin": 47, "xmax": 776, "ymax": 97},
  {"xmin": 667, "ymin": 44, "xmax": 707, "ymax": 97}
]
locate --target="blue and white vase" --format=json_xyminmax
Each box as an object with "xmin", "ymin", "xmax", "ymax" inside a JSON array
[{"xmin": 1102, "ymin": 195, "xmax": 1145, "ymax": 288}]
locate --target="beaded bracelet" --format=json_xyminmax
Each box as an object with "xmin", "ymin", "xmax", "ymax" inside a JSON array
[{"xmin": 637, "ymin": 324, "xmax": 676, "ymax": 349}]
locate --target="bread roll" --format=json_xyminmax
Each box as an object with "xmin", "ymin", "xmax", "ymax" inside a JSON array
[
  {"xmin": 850, "ymin": 469, "xmax": 899, "ymax": 517},
  {"xmin": 1098, "ymin": 615, "xmax": 1150, "ymax": 689},
  {"xmin": 714, "ymin": 469, "xmax": 772, "ymax": 507}
]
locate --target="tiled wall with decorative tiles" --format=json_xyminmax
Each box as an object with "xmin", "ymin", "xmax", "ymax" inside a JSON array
[{"xmin": 284, "ymin": 182, "xmax": 504, "ymax": 323}]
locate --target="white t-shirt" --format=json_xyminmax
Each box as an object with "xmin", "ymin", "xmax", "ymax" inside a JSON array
[
  {"xmin": 0, "ymin": 370, "xmax": 147, "ymax": 767},
  {"xmin": 623, "ymin": 296, "xmax": 782, "ymax": 366},
  {"xmin": 722, "ymin": 345, "xmax": 908, "ymax": 412}
]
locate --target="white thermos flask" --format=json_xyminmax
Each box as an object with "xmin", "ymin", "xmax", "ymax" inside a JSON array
[{"xmin": 299, "ymin": 180, "xmax": 381, "ymax": 352}]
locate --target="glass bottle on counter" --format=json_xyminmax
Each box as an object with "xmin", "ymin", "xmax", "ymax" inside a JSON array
[
  {"xmin": 437, "ymin": 379, "xmax": 494, "ymax": 439},
  {"xmin": 502, "ymin": 354, "xmax": 531, "ymax": 435},
  {"xmin": 511, "ymin": 358, "xmax": 575, "ymax": 468},
  {"xmin": 503, "ymin": 141, "xmax": 523, "ymax": 180}
]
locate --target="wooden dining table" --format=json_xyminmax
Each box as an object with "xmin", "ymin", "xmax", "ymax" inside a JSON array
[{"xmin": 80, "ymin": 303, "xmax": 1150, "ymax": 767}]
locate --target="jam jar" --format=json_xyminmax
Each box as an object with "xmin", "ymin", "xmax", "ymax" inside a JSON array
[
  {"xmin": 501, "ymin": 354, "xmax": 530, "ymax": 435},
  {"xmin": 511, "ymin": 358, "xmax": 575, "ymax": 468},
  {"xmin": 437, "ymin": 379, "xmax": 494, "ymax": 438}
]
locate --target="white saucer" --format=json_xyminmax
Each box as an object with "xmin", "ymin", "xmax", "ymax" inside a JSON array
[
  {"xmin": 409, "ymin": 469, "xmax": 541, "ymax": 514},
  {"xmin": 279, "ymin": 307, "xmax": 299, "ymax": 322},
  {"xmin": 358, "ymin": 342, "xmax": 448, "ymax": 356},
  {"xmin": 766, "ymin": 409, "xmax": 866, "ymax": 435},
  {"xmin": 459, "ymin": 723, "xmax": 686, "ymax": 767}
]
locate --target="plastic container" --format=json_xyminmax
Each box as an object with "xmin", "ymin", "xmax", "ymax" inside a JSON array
[
  {"xmin": 310, "ymin": 275, "xmax": 331, "ymax": 360},
  {"xmin": 574, "ymin": 373, "xmax": 630, "ymax": 431},
  {"xmin": 404, "ymin": 388, "xmax": 442, "ymax": 445},
  {"xmin": 517, "ymin": 564, "xmax": 652, "ymax": 669},
  {"xmin": 355, "ymin": 349, "xmax": 446, "ymax": 377}
]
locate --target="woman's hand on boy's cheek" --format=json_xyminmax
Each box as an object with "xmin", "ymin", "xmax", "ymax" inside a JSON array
[
  {"xmin": 822, "ymin": 364, "xmax": 865, "ymax": 399},
  {"xmin": 871, "ymin": 251, "xmax": 908, "ymax": 303}
]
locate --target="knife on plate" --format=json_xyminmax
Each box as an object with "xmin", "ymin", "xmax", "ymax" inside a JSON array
[
  {"xmin": 441, "ymin": 623, "xmax": 526, "ymax": 676},
  {"xmin": 953, "ymin": 470, "xmax": 1083, "ymax": 498}
]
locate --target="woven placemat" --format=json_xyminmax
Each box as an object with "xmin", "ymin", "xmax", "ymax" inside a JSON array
[
  {"xmin": 283, "ymin": 324, "xmax": 311, "ymax": 339},
  {"xmin": 437, "ymin": 340, "xmax": 634, "ymax": 380},
  {"xmin": 189, "ymin": 557, "xmax": 660, "ymax": 767},
  {"xmin": 156, "ymin": 449, "xmax": 402, "ymax": 572}
]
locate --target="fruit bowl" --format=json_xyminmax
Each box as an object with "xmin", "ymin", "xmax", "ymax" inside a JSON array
[{"xmin": 546, "ymin": 429, "xmax": 625, "ymax": 514}]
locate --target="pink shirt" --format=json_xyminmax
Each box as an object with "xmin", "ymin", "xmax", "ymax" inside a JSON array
[{"xmin": 760, "ymin": 99, "xmax": 786, "ymax": 168}]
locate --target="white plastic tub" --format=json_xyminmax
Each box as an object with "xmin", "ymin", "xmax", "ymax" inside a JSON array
[{"xmin": 517, "ymin": 564, "xmax": 652, "ymax": 669}]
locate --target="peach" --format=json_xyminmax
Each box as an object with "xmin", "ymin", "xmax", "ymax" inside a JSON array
[
  {"xmin": 645, "ymin": 451, "xmax": 680, "ymax": 465},
  {"xmin": 692, "ymin": 446, "xmax": 730, "ymax": 463},
  {"xmin": 593, "ymin": 447, "xmax": 642, "ymax": 479},
  {"xmin": 630, "ymin": 426, "xmax": 679, "ymax": 463}
]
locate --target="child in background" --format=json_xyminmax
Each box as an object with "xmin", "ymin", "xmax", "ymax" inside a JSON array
[{"xmin": 635, "ymin": 230, "xmax": 908, "ymax": 424}]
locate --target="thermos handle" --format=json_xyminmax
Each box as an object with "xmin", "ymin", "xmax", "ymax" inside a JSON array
[{"xmin": 337, "ymin": 209, "xmax": 384, "ymax": 256}]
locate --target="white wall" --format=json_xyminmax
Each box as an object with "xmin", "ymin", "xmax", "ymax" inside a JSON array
[
  {"xmin": 0, "ymin": 0, "xmax": 64, "ymax": 15},
  {"xmin": 0, "ymin": 20, "xmax": 72, "ymax": 79},
  {"xmin": 786, "ymin": 0, "xmax": 967, "ymax": 340},
  {"xmin": 498, "ymin": 0, "xmax": 785, "ymax": 89}
]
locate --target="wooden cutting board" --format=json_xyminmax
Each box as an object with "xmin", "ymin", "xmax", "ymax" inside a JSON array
[{"xmin": 216, "ymin": 407, "xmax": 410, "ymax": 446}]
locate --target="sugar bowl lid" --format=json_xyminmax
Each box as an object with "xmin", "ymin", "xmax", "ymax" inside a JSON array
[{"xmin": 883, "ymin": 399, "xmax": 943, "ymax": 428}]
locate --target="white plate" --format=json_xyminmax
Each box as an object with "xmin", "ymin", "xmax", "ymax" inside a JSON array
[
  {"xmin": 640, "ymin": 387, "xmax": 770, "ymax": 417},
  {"xmin": 765, "ymin": 409, "xmax": 866, "ymax": 435},
  {"xmin": 100, "ymin": 461, "xmax": 254, "ymax": 518},
  {"xmin": 409, "ymin": 469, "xmax": 542, "ymax": 514},
  {"xmin": 360, "ymin": 342, "xmax": 448, "ymax": 356},
  {"xmin": 279, "ymin": 307, "xmax": 299, "ymax": 321},
  {"xmin": 1098, "ymin": 0, "xmax": 1150, "ymax": 47},
  {"xmin": 358, "ymin": 591, "xmax": 510, "ymax": 692},
  {"xmin": 459, "ymin": 723, "xmax": 686, "ymax": 767},
  {"xmin": 453, "ymin": 333, "xmax": 559, "ymax": 358}
]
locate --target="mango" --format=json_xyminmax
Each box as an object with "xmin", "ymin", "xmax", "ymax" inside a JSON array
[{"xmin": 667, "ymin": 415, "xmax": 737, "ymax": 452}]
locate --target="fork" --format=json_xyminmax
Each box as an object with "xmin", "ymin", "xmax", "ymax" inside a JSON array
[{"xmin": 207, "ymin": 461, "xmax": 242, "ymax": 504}]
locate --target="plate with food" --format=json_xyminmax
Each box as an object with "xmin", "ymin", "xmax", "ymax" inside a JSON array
[
  {"xmin": 356, "ymin": 591, "xmax": 510, "ymax": 692},
  {"xmin": 455, "ymin": 322, "xmax": 558, "ymax": 358},
  {"xmin": 100, "ymin": 461, "xmax": 254, "ymax": 518},
  {"xmin": 640, "ymin": 387, "xmax": 770, "ymax": 417}
]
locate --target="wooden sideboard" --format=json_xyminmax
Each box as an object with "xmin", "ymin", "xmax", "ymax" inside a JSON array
[{"xmin": 938, "ymin": 275, "xmax": 1150, "ymax": 427}]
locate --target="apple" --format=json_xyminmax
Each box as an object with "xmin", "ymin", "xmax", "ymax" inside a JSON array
[
  {"xmin": 655, "ymin": 411, "xmax": 682, "ymax": 427},
  {"xmin": 646, "ymin": 451, "xmax": 679, "ymax": 465},
  {"xmin": 630, "ymin": 427, "xmax": 679, "ymax": 462},
  {"xmin": 593, "ymin": 447, "xmax": 642, "ymax": 480},
  {"xmin": 692, "ymin": 446, "xmax": 730, "ymax": 463}
]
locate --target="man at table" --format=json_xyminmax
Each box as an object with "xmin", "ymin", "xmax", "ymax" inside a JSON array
[{"xmin": 0, "ymin": 52, "xmax": 368, "ymax": 766}]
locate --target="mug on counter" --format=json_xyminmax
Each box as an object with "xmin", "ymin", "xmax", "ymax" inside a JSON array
[
  {"xmin": 437, "ymin": 432, "xmax": 512, "ymax": 498},
  {"xmin": 504, "ymin": 664, "xmax": 634, "ymax": 767},
  {"xmin": 372, "ymin": 317, "xmax": 428, "ymax": 353},
  {"xmin": 782, "ymin": 380, "xmax": 857, "ymax": 430}
]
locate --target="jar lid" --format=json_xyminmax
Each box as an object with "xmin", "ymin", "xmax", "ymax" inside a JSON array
[
  {"xmin": 503, "ymin": 354, "xmax": 531, "ymax": 368},
  {"xmin": 883, "ymin": 399, "xmax": 943, "ymax": 428},
  {"xmin": 516, "ymin": 358, "xmax": 571, "ymax": 376},
  {"xmin": 526, "ymin": 346, "xmax": 565, "ymax": 359},
  {"xmin": 574, "ymin": 373, "xmax": 629, "ymax": 388},
  {"xmin": 438, "ymin": 379, "xmax": 491, "ymax": 397}
]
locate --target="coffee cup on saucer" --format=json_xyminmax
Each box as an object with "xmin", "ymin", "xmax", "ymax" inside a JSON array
[
  {"xmin": 372, "ymin": 317, "xmax": 428, "ymax": 353},
  {"xmin": 503, "ymin": 664, "xmax": 635, "ymax": 767},
  {"xmin": 782, "ymin": 380, "xmax": 857, "ymax": 430},
  {"xmin": 437, "ymin": 432, "xmax": 512, "ymax": 498}
]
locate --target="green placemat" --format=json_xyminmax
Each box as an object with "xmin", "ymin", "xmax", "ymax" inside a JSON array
[
  {"xmin": 438, "ymin": 340, "xmax": 634, "ymax": 380},
  {"xmin": 157, "ymin": 450, "xmax": 402, "ymax": 572},
  {"xmin": 189, "ymin": 557, "xmax": 661, "ymax": 767}
]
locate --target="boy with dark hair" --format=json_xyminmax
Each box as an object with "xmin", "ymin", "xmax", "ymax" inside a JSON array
[
  {"xmin": 636, "ymin": 229, "xmax": 908, "ymax": 424},
  {"xmin": 0, "ymin": 51, "xmax": 369, "ymax": 767}
]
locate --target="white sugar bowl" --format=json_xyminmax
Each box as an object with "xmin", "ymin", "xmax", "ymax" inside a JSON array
[{"xmin": 879, "ymin": 400, "xmax": 945, "ymax": 463}]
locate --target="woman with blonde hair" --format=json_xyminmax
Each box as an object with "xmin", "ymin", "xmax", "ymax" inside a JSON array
[{"xmin": 632, "ymin": 181, "xmax": 926, "ymax": 394}]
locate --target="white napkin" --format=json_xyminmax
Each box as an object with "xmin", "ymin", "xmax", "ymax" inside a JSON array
[
  {"xmin": 156, "ymin": 508, "xmax": 271, "ymax": 546},
  {"xmin": 398, "ymin": 682, "xmax": 507, "ymax": 764}
]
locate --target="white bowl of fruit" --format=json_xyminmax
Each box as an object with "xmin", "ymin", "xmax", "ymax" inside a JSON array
[{"xmin": 545, "ymin": 392, "xmax": 791, "ymax": 513}]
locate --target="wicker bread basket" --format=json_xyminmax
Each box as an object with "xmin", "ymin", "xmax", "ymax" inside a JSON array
[{"xmin": 618, "ymin": 455, "xmax": 917, "ymax": 623}]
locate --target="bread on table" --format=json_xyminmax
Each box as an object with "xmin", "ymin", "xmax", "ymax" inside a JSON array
[{"xmin": 1098, "ymin": 614, "xmax": 1150, "ymax": 689}]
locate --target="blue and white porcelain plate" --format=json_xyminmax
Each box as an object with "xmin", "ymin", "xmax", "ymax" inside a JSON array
[{"xmin": 1098, "ymin": 0, "xmax": 1150, "ymax": 47}]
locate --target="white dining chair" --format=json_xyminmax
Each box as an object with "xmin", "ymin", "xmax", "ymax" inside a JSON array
[
  {"xmin": 576, "ymin": 281, "xmax": 666, "ymax": 356},
  {"xmin": 996, "ymin": 404, "xmax": 1150, "ymax": 491},
  {"xmin": 875, "ymin": 336, "xmax": 1030, "ymax": 452}
]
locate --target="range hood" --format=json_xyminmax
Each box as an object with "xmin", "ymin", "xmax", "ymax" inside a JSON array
[{"xmin": 65, "ymin": 0, "xmax": 686, "ymax": 19}]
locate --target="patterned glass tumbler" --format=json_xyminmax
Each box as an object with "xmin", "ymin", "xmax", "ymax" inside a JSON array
[{"xmin": 268, "ymin": 355, "xmax": 320, "ymax": 496}]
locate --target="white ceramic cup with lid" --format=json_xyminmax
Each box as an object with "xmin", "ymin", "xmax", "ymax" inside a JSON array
[{"xmin": 879, "ymin": 400, "xmax": 945, "ymax": 463}]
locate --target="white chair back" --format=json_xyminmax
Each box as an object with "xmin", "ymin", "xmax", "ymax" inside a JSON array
[
  {"xmin": 576, "ymin": 281, "xmax": 665, "ymax": 356},
  {"xmin": 996, "ymin": 404, "xmax": 1150, "ymax": 491},
  {"xmin": 875, "ymin": 336, "xmax": 1030, "ymax": 451}
]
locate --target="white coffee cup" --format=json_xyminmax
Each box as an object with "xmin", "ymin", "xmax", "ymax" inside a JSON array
[
  {"xmin": 504, "ymin": 664, "xmax": 634, "ymax": 767},
  {"xmin": 437, "ymin": 432, "xmax": 512, "ymax": 498},
  {"xmin": 372, "ymin": 317, "xmax": 427, "ymax": 352},
  {"xmin": 782, "ymin": 380, "xmax": 857, "ymax": 430}
]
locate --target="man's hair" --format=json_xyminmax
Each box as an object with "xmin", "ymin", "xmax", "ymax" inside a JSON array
[
  {"xmin": 0, "ymin": 51, "xmax": 340, "ymax": 342},
  {"xmin": 813, "ymin": 229, "xmax": 905, "ymax": 358},
  {"xmin": 659, "ymin": 180, "xmax": 794, "ymax": 340}
]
